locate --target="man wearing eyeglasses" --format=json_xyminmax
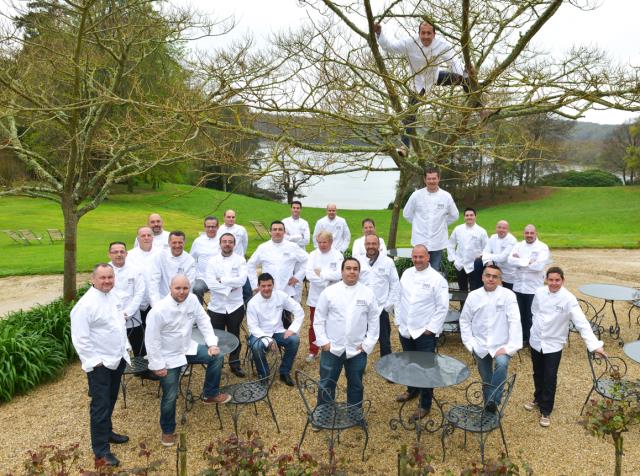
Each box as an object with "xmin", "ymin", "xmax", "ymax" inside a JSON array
[{"xmin": 459, "ymin": 264, "xmax": 522, "ymax": 413}]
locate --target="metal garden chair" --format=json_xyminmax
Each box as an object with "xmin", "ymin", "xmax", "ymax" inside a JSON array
[{"xmin": 580, "ymin": 351, "xmax": 638, "ymax": 415}]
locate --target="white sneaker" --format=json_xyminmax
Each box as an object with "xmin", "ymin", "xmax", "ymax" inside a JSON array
[
  {"xmin": 305, "ymin": 354, "xmax": 316, "ymax": 363},
  {"xmin": 539, "ymin": 415, "xmax": 551, "ymax": 427},
  {"xmin": 523, "ymin": 401, "xmax": 537, "ymax": 411}
]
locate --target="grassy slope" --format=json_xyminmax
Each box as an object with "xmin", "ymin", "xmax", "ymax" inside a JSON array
[{"xmin": 0, "ymin": 184, "xmax": 638, "ymax": 276}]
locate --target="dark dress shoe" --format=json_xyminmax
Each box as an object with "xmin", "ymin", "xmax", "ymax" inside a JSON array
[
  {"xmin": 395, "ymin": 391, "xmax": 419, "ymax": 403},
  {"xmin": 231, "ymin": 367, "xmax": 246, "ymax": 378},
  {"xmin": 109, "ymin": 432, "xmax": 129, "ymax": 444},
  {"xmin": 279, "ymin": 373, "xmax": 294, "ymax": 386},
  {"xmin": 95, "ymin": 453, "xmax": 120, "ymax": 467}
]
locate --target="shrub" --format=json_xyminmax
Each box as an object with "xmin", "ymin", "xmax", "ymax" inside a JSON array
[
  {"xmin": 537, "ymin": 169, "xmax": 621, "ymax": 187},
  {"xmin": 0, "ymin": 286, "xmax": 88, "ymax": 402}
]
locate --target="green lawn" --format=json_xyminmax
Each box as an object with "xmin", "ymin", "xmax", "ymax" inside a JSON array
[{"xmin": 0, "ymin": 184, "xmax": 638, "ymax": 276}]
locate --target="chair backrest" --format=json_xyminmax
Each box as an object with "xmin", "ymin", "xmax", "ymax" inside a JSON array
[
  {"xmin": 587, "ymin": 351, "xmax": 628, "ymax": 385},
  {"xmin": 2, "ymin": 230, "xmax": 27, "ymax": 244},
  {"xmin": 494, "ymin": 373, "xmax": 517, "ymax": 418},
  {"xmin": 295, "ymin": 370, "xmax": 323, "ymax": 417},
  {"xmin": 18, "ymin": 229, "xmax": 41, "ymax": 242},
  {"xmin": 47, "ymin": 228, "xmax": 64, "ymax": 242},
  {"xmin": 249, "ymin": 221, "xmax": 269, "ymax": 241},
  {"xmin": 245, "ymin": 336, "xmax": 281, "ymax": 389},
  {"xmin": 462, "ymin": 374, "xmax": 516, "ymax": 425}
]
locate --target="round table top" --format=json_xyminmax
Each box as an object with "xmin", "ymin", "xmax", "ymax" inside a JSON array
[
  {"xmin": 623, "ymin": 340, "xmax": 640, "ymax": 364},
  {"xmin": 375, "ymin": 351, "xmax": 469, "ymax": 388},
  {"xmin": 387, "ymin": 248, "xmax": 413, "ymax": 259},
  {"xmin": 445, "ymin": 309, "xmax": 460, "ymax": 323},
  {"xmin": 191, "ymin": 327, "xmax": 239, "ymax": 356},
  {"xmin": 578, "ymin": 284, "xmax": 640, "ymax": 302}
]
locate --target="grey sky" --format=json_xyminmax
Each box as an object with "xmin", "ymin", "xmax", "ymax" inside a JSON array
[{"xmin": 189, "ymin": 0, "xmax": 639, "ymax": 125}]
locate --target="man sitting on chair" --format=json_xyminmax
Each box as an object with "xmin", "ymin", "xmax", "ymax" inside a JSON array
[{"xmin": 246, "ymin": 272, "xmax": 305, "ymax": 386}]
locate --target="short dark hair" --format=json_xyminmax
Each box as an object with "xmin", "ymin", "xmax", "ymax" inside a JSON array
[
  {"xmin": 270, "ymin": 220, "xmax": 285, "ymax": 230},
  {"xmin": 361, "ymin": 218, "xmax": 375, "ymax": 227},
  {"xmin": 108, "ymin": 241, "xmax": 127, "ymax": 251},
  {"xmin": 169, "ymin": 230, "xmax": 186, "ymax": 240},
  {"xmin": 291, "ymin": 200, "xmax": 302, "ymax": 207},
  {"xmin": 418, "ymin": 18, "xmax": 437, "ymax": 34},
  {"xmin": 218, "ymin": 232, "xmax": 236, "ymax": 244},
  {"xmin": 258, "ymin": 272, "xmax": 274, "ymax": 285},
  {"xmin": 464, "ymin": 207, "xmax": 477, "ymax": 215},
  {"xmin": 92, "ymin": 263, "xmax": 112, "ymax": 276},
  {"xmin": 546, "ymin": 266, "xmax": 564, "ymax": 279},
  {"xmin": 483, "ymin": 264, "xmax": 502, "ymax": 274},
  {"xmin": 424, "ymin": 168, "xmax": 439, "ymax": 177},
  {"xmin": 341, "ymin": 257, "xmax": 361, "ymax": 271},
  {"xmin": 204, "ymin": 216, "xmax": 218, "ymax": 225}
]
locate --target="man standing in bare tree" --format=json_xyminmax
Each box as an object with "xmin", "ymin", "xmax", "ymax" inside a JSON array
[{"xmin": 374, "ymin": 19, "xmax": 474, "ymax": 156}]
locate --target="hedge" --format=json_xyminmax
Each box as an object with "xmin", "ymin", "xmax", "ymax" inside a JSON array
[
  {"xmin": 0, "ymin": 287, "xmax": 87, "ymax": 402},
  {"xmin": 537, "ymin": 169, "xmax": 622, "ymax": 187}
]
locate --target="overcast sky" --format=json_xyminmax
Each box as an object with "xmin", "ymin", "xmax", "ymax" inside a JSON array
[{"xmin": 188, "ymin": 0, "xmax": 639, "ymax": 125}]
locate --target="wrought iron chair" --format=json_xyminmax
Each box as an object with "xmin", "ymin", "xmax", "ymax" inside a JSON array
[
  {"xmin": 216, "ymin": 336, "xmax": 281, "ymax": 435},
  {"xmin": 294, "ymin": 370, "xmax": 371, "ymax": 463},
  {"xmin": 580, "ymin": 352, "xmax": 638, "ymax": 415},
  {"xmin": 628, "ymin": 294, "xmax": 640, "ymax": 337},
  {"xmin": 569, "ymin": 298, "xmax": 604, "ymax": 341},
  {"xmin": 440, "ymin": 374, "xmax": 516, "ymax": 464}
]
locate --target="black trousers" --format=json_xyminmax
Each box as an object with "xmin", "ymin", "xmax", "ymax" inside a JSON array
[
  {"xmin": 86, "ymin": 359, "xmax": 126, "ymax": 457},
  {"xmin": 127, "ymin": 325, "xmax": 145, "ymax": 357},
  {"xmin": 530, "ymin": 347, "xmax": 563, "ymax": 417},
  {"xmin": 502, "ymin": 281, "xmax": 513, "ymax": 290},
  {"xmin": 208, "ymin": 306, "xmax": 244, "ymax": 369},
  {"xmin": 516, "ymin": 292, "xmax": 535, "ymax": 344},
  {"xmin": 379, "ymin": 310, "xmax": 392, "ymax": 357}
]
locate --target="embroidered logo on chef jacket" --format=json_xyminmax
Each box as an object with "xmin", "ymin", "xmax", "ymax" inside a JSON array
[
  {"xmin": 177, "ymin": 267, "xmax": 184, "ymax": 274},
  {"xmin": 127, "ymin": 277, "xmax": 135, "ymax": 285},
  {"xmin": 554, "ymin": 305, "xmax": 564, "ymax": 313},
  {"xmin": 329, "ymin": 262, "xmax": 337, "ymax": 269},
  {"xmin": 356, "ymin": 300, "xmax": 367, "ymax": 306},
  {"xmin": 437, "ymin": 203, "xmax": 445, "ymax": 209},
  {"xmin": 231, "ymin": 267, "xmax": 239, "ymax": 277},
  {"xmin": 421, "ymin": 282, "xmax": 431, "ymax": 289}
]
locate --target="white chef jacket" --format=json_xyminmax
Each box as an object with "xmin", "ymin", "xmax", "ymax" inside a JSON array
[
  {"xmin": 312, "ymin": 216, "xmax": 351, "ymax": 253},
  {"xmin": 377, "ymin": 28, "xmax": 465, "ymax": 94},
  {"xmin": 145, "ymin": 293, "xmax": 218, "ymax": 371},
  {"xmin": 358, "ymin": 253, "xmax": 400, "ymax": 312},
  {"xmin": 149, "ymin": 250, "xmax": 196, "ymax": 306},
  {"xmin": 459, "ymin": 286, "xmax": 522, "ymax": 358},
  {"xmin": 351, "ymin": 236, "xmax": 387, "ymax": 260},
  {"xmin": 447, "ymin": 223, "xmax": 488, "ymax": 273},
  {"xmin": 205, "ymin": 253, "xmax": 247, "ymax": 314},
  {"xmin": 70, "ymin": 286, "xmax": 131, "ymax": 372},
  {"xmin": 134, "ymin": 230, "xmax": 170, "ymax": 250},
  {"xmin": 282, "ymin": 216, "xmax": 310, "ymax": 249},
  {"xmin": 530, "ymin": 286, "xmax": 603, "ymax": 354},
  {"xmin": 313, "ymin": 281, "xmax": 380, "ymax": 358},
  {"xmin": 247, "ymin": 240, "xmax": 308, "ymax": 296},
  {"xmin": 247, "ymin": 290, "xmax": 305, "ymax": 345},
  {"xmin": 109, "ymin": 261, "xmax": 145, "ymax": 328},
  {"xmin": 305, "ymin": 248, "xmax": 344, "ymax": 307},
  {"xmin": 482, "ymin": 233, "xmax": 517, "ymax": 284},
  {"xmin": 220, "ymin": 224, "xmax": 249, "ymax": 257},
  {"xmin": 127, "ymin": 246, "xmax": 157, "ymax": 309},
  {"xmin": 403, "ymin": 187, "xmax": 459, "ymax": 251},
  {"xmin": 507, "ymin": 239, "xmax": 551, "ymax": 295},
  {"xmin": 396, "ymin": 265, "xmax": 449, "ymax": 338},
  {"xmin": 190, "ymin": 234, "xmax": 221, "ymax": 280}
]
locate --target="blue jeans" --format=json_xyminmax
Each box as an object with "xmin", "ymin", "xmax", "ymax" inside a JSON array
[
  {"xmin": 428, "ymin": 249, "xmax": 443, "ymax": 273},
  {"xmin": 248, "ymin": 333, "xmax": 300, "ymax": 378},
  {"xmin": 474, "ymin": 352, "xmax": 510, "ymax": 405},
  {"xmin": 317, "ymin": 350, "xmax": 367, "ymax": 407},
  {"xmin": 399, "ymin": 332, "xmax": 437, "ymax": 410},
  {"xmin": 86, "ymin": 359, "xmax": 126, "ymax": 457},
  {"xmin": 158, "ymin": 344, "xmax": 224, "ymax": 434}
]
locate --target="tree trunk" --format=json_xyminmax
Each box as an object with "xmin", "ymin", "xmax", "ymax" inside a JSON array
[
  {"xmin": 388, "ymin": 168, "xmax": 409, "ymax": 249},
  {"xmin": 62, "ymin": 199, "xmax": 80, "ymax": 303},
  {"xmin": 613, "ymin": 432, "xmax": 623, "ymax": 476},
  {"xmin": 287, "ymin": 188, "xmax": 294, "ymax": 204}
]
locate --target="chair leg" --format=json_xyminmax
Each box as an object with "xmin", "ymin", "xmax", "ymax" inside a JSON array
[
  {"xmin": 499, "ymin": 422, "xmax": 509, "ymax": 456},
  {"xmin": 440, "ymin": 422, "xmax": 454, "ymax": 462},
  {"xmin": 265, "ymin": 394, "xmax": 280, "ymax": 433},
  {"xmin": 298, "ymin": 420, "xmax": 310, "ymax": 454},
  {"xmin": 120, "ymin": 379, "xmax": 128, "ymax": 409},
  {"xmin": 580, "ymin": 386, "xmax": 596, "ymax": 415},
  {"xmin": 361, "ymin": 422, "xmax": 369, "ymax": 462},
  {"xmin": 215, "ymin": 403, "xmax": 223, "ymax": 430}
]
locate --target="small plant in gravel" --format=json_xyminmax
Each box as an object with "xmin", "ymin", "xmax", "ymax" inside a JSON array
[
  {"xmin": 455, "ymin": 452, "xmax": 532, "ymax": 476},
  {"xmin": 275, "ymin": 447, "xmax": 346, "ymax": 476},
  {"xmin": 397, "ymin": 444, "xmax": 434, "ymax": 475},
  {"xmin": 581, "ymin": 397, "xmax": 640, "ymax": 476},
  {"xmin": 200, "ymin": 431, "xmax": 274, "ymax": 476}
]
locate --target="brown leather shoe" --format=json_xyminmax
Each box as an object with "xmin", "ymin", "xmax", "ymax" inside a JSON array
[
  {"xmin": 161, "ymin": 433, "xmax": 175, "ymax": 447},
  {"xmin": 409, "ymin": 408, "xmax": 430, "ymax": 422},
  {"xmin": 395, "ymin": 391, "xmax": 418, "ymax": 403},
  {"xmin": 202, "ymin": 392, "xmax": 231, "ymax": 404}
]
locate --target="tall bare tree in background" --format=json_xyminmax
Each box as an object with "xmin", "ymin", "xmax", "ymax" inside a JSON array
[{"xmin": 210, "ymin": 0, "xmax": 639, "ymax": 246}]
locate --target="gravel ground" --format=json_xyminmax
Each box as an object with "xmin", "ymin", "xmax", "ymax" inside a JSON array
[{"xmin": 0, "ymin": 249, "xmax": 639, "ymax": 475}]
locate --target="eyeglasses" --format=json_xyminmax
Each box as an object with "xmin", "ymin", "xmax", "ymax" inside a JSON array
[
  {"xmin": 483, "ymin": 273, "xmax": 501, "ymax": 279},
  {"xmin": 205, "ymin": 225, "xmax": 218, "ymax": 229}
]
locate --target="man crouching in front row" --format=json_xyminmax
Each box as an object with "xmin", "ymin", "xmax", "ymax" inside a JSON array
[{"xmin": 145, "ymin": 275, "xmax": 230, "ymax": 447}]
